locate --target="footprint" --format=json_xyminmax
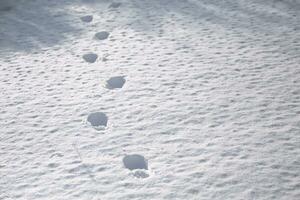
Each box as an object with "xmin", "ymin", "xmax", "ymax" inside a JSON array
[
  {"xmin": 80, "ymin": 15, "xmax": 93, "ymax": 22},
  {"xmin": 83, "ymin": 53, "xmax": 98, "ymax": 63},
  {"xmin": 87, "ymin": 112, "xmax": 108, "ymax": 127},
  {"xmin": 48, "ymin": 163, "xmax": 59, "ymax": 168},
  {"xmin": 95, "ymin": 31, "xmax": 110, "ymax": 40},
  {"xmin": 123, "ymin": 154, "xmax": 148, "ymax": 170},
  {"xmin": 109, "ymin": 2, "xmax": 121, "ymax": 8},
  {"xmin": 106, "ymin": 76, "xmax": 126, "ymax": 89}
]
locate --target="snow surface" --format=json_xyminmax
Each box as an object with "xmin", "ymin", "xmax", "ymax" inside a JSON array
[{"xmin": 0, "ymin": 0, "xmax": 300, "ymax": 199}]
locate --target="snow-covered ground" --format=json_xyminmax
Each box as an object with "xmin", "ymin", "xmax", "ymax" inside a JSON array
[{"xmin": 1, "ymin": 0, "xmax": 300, "ymax": 199}]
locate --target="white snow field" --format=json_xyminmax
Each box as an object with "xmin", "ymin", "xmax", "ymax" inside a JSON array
[{"xmin": 1, "ymin": 0, "xmax": 300, "ymax": 199}]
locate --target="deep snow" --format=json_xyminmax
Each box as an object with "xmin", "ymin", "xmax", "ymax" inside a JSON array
[{"xmin": 0, "ymin": 0, "xmax": 300, "ymax": 199}]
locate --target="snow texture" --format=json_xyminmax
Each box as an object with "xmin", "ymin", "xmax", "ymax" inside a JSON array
[{"xmin": 0, "ymin": 0, "xmax": 300, "ymax": 199}]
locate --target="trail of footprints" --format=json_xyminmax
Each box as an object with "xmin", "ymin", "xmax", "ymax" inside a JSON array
[{"xmin": 80, "ymin": 2, "xmax": 149, "ymax": 178}]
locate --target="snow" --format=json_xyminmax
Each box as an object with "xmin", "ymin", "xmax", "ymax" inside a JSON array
[{"xmin": 0, "ymin": 0, "xmax": 300, "ymax": 199}]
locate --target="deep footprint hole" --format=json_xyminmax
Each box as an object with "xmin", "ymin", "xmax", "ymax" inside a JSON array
[
  {"xmin": 109, "ymin": 2, "xmax": 121, "ymax": 8},
  {"xmin": 81, "ymin": 15, "xmax": 93, "ymax": 22},
  {"xmin": 83, "ymin": 53, "xmax": 98, "ymax": 63},
  {"xmin": 95, "ymin": 31, "xmax": 110, "ymax": 40},
  {"xmin": 87, "ymin": 112, "xmax": 108, "ymax": 127},
  {"xmin": 123, "ymin": 154, "xmax": 148, "ymax": 171},
  {"xmin": 106, "ymin": 76, "xmax": 126, "ymax": 89}
]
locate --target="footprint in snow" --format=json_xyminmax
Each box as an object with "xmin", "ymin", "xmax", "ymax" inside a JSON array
[
  {"xmin": 123, "ymin": 154, "xmax": 148, "ymax": 170},
  {"xmin": 87, "ymin": 112, "xmax": 108, "ymax": 130},
  {"xmin": 109, "ymin": 2, "xmax": 121, "ymax": 8},
  {"xmin": 83, "ymin": 53, "xmax": 98, "ymax": 63},
  {"xmin": 80, "ymin": 15, "xmax": 93, "ymax": 22},
  {"xmin": 105, "ymin": 76, "xmax": 126, "ymax": 89},
  {"xmin": 123, "ymin": 154, "xmax": 149, "ymax": 178},
  {"xmin": 95, "ymin": 31, "xmax": 110, "ymax": 40}
]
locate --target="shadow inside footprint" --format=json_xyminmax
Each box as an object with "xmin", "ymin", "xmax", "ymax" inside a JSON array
[
  {"xmin": 123, "ymin": 154, "xmax": 148, "ymax": 170},
  {"xmin": 87, "ymin": 112, "xmax": 108, "ymax": 127},
  {"xmin": 80, "ymin": 15, "xmax": 93, "ymax": 22},
  {"xmin": 95, "ymin": 31, "xmax": 110, "ymax": 40},
  {"xmin": 106, "ymin": 76, "xmax": 126, "ymax": 89},
  {"xmin": 83, "ymin": 53, "xmax": 98, "ymax": 63},
  {"xmin": 109, "ymin": 2, "xmax": 121, "ymax": 8}
]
